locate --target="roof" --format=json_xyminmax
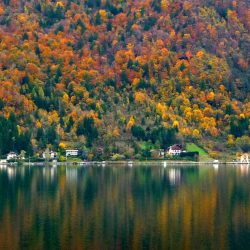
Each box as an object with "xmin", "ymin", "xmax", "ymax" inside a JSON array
[
  {"xmin": 8, "ymin": 152, "xmax": 17, "ymax": 155},
  {"xmin": 168, "ymin": 144, "xmax": 183, "ymax": 150}
]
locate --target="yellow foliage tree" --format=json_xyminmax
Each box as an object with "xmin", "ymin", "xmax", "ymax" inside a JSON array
[
  {"xmin": 63, "ymin": 93, "xmax": 69, "ymax": 103},
  {"xmin": 173, "ymin": 120, "xmax": 179, "ymax": 129},
  {"xmin": 134, "ymin": 92, "xmax": 147, "ymax": 103},
  {"xmin": 112, "ymin": 127, "xmax": 120, "ymax": 138},
  {"xmin": 207, "ymin": 91, "xmax": 215, "ymax": 102},
  {"xmin": 132, "ymin": 78, "xmax": 140, "ymax": 87},
  {"xmin": 48, "ymin": 111, "xmax": 59, "ymax": 125},
  {"xmin": 126, "ymin": 116, "xmax": 135, "ymax": 131},
  {"xmin": 59, "ymin": 142, "xmax": 66, "ymax": 149},
  {"xmin": 161, "ymin": 0, "xmax": 169, "ymax": 12},
  {"xmin": 192, "ymin": 129, "xmax": 201, "ymax": 138},
  {"xmin": 227, "ymin": 135, "xmax": 234, "ymax": 146},
  {"xmin": 193, "ymin": 109, "xmax": 204, "ymax": 122},
  {"xmin": 99, "ymin": 10, "xmax": 107, "ymax": 21},
  {"xmin": 36, "ymin": 121, "xmax": 42, "ymax": 129},
  {"xmin": 196, "ymin": 51, "xmax": 204, "ymax": 59}
]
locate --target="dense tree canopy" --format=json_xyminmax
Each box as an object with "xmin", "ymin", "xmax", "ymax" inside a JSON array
[{"xmin": 0, "ymin": 0, "xmax": 249, "ymax": 158}]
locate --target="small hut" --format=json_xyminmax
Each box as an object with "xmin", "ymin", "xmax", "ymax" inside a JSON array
[{"xmin": 240, "ymin": 153, "xmax": 249, "ymax": 164}]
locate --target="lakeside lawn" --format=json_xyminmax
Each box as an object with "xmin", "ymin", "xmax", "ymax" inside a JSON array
[
  {"xmin": 186, "ymin": 143, "xmax": 215, "ymax": 161},
  {"xmin": 186, "ymin": 143, "xmax": 208, "ymax": 156}
]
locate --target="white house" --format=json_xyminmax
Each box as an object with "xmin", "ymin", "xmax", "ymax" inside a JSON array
[
  {"xmin": 7, "ymin": 152, "xmax": 18, "ymax": 161},
  {"xmin": 167, "ymin": 144, "xmax": 184, "ymax": 156},
  {"xmin": 66, "ymin": 149, "xmax": 79, "ymax": 157},
  {"xmin": 42, "ymin": 151, "xmax": 57, "ymax": 159}
]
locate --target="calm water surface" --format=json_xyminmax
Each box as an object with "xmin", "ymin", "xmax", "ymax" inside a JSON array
[{"xmin": 0, "ymin": 164, "xmax": 250, "ymax": 250}]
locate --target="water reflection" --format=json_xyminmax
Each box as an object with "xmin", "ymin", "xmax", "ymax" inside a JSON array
[
  {"xmin": 7, "ymin": 166, "xmax": 16, "ymax": 179},
  {"xmin": 0, "ymin": 165, "xmax": 249, "ymax": 250},
  {"xmin": 168, "ymin": 168, "xmax": 181, "ymax": 185},
  {"xmin": 213, "ymin": 163, "xmax": 219, "ymax": 171},
  {"xmin": 42, "ymin": 166, "xmax": 57, "ymax": 181},
  {"xmin": 66, "ymin": 167, "xmax": 78, "ymax": 183},
  {"xmin": 237, "ymin": 164, "xmax": 249, "ymax": 176}
]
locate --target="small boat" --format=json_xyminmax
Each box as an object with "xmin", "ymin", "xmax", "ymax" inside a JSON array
[{"xmin": 128, "ymin": 161, "xmax": 133, "ymax": 167}]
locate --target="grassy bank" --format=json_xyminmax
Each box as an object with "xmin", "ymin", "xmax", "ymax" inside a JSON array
[{"xmin": 186, "ymin": 143, "xmax": 214, "ymax": 161}]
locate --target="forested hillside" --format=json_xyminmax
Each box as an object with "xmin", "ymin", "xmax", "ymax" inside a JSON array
[{"xmin": 0, "ymin": 0, "xmax": 249, "ymax": 159}]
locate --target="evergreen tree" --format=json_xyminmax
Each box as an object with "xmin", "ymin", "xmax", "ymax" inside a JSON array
[{"xmin": 77, "ymin": 117, "xmax": 98, "ymax": 146}]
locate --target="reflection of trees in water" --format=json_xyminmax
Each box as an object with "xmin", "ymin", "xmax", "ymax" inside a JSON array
[{"xmin": 0, "ymin": 166, "xmax": 249, "ymax": 249}]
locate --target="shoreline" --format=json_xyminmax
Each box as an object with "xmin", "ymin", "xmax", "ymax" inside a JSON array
[{"xmin": 1, "ymin": 160, "xmax": 248, "ymax": 167}]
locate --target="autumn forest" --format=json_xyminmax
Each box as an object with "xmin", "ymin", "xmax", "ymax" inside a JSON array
[{"xmin": 0, "ymin": 0, "xmax": 249, "ymax": 159}]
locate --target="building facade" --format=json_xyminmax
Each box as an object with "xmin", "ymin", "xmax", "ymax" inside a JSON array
[
  {"xmin": 66, "ymin": 149, "xmax": 79, "ymax": 157},
  {"xmin": 167, "ymin": 144, "xmax": 184, "ymax": 156}
]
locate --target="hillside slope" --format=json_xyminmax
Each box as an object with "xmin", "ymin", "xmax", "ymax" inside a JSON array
[{"xmin": 0, "ymin": 0, "xmax": 249, "ymax": 159}]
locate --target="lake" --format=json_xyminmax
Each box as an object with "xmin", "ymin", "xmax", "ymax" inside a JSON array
[{"xmin": 0, "ymin": 164, "xmax": 249, "ymax": 250}]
